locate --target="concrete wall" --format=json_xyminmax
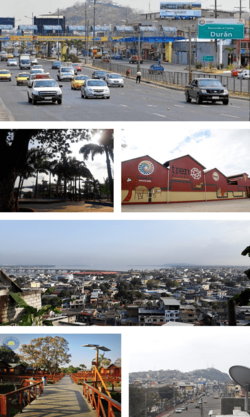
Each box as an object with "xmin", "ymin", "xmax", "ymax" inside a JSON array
[
  {"xmin": 221, "ymin": 398, "xmax": 249, "ymax": 415},
  {"xmin": 0, "ymin": 291, "xmax": 42, "ymax": 324}
]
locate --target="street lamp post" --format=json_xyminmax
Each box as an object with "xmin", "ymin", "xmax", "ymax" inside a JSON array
[
  {"xmin": 58, "ymin": 8, "xmax": 60, "ymax": 60},
  {"xmin": 134, "ymin": 25, "xmax": 141, "ymax": 72},
  {"xmin": 85, "ymin": 3, "xmax": 89, "ymax": 65},
  {"xmin": 82, "ymin": 344, "xmax": 111, "ymax": 392}
]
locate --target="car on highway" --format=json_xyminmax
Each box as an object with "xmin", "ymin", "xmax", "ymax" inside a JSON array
[
  {"xmin": 72, "ymin": 63, "xmax": 82, "ymax": 72},
  {"xmin": 185, "ymin": 78, "xmax": 229, "ymax": 105},
  {"xmin": 111, "ymin": 54, "xmax": 123, "ymax": 60},
  {"xmin": 81, "ymin": 79, "xmax": 110, "ymax": 99},
  {"xmin": 0, "ymin": 69, "xmax": 12, "ymax": 81},
  {"xmin": 7, "ymin": 59, "xmax": 18, "ymax": 66},
  {"xmin": 237, "ymin": 69, "xmax": 250, "ymax": 79},
  {"xmin": 57, "ymin": 67, "xmax": 75, "ymax": 81},
  {"xmin": 92, "ymin": 70, "xmax": 107, "ymax": 80},
  {"xmin": 52, "ymin": 61, "xmax": 62, "ymax": 69},
  {"xmin": 27, "ymin": 72, "xmax": 50, "ymax": 88},
  {"xmin": 30, "ymin": 68, "xmax": 44, "ymax": 76},
  {"xmin": 0, "ymin": 53, "xmax": 8, "ymax": 61},
  {"xmin": 175, "ymin": 409, "xmax": 182, "ymax": 413},
  {"xmin": 129, "ymin": 55, "xmax": 143, "ymax": 64},
  {"xmin": 149, "ymin": 63, "xmax": 164, "ymax": 74},
  {"xmin": 27, "ymin": 78, "xmax": 63, "ymax": 105},
  {"xmin": 71, "ymin": 75, "xmax": 89, "ymax": 90},
  {"xmin": 31, "ymin": 58, "xmax": 38, "ymax": 66},
  {"xmin": 106, "ymin": 73, "xmax": 124, "ymax": 87},
  {"xmin": 32, "ymin": 65, "xmax": 44, "ymax": 70},
  {"xmin": 16, "ymin": 72, "xmax": 30, "ymax": 86}
]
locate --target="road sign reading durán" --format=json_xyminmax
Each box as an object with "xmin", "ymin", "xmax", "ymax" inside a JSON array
[{"xmin": 198, "ymin": 18, "xmax": 245, "ymax": 40}]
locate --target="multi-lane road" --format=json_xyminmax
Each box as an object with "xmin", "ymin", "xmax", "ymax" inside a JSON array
[{"xmin": 0, "ymin": 59, "xmax": 248, "ymax": 121}]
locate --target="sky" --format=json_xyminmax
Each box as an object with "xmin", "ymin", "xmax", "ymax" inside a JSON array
[
  {"xmin": 129, "ymin": 327, "xmax": 250, "ymax": 374},
  {"xmin": 0, "ymin": 220, "xmax": 250, "ymax": 268},
  {"xmin": 0, "ymin": 333, "xmax": 121, "ymax": 368},
  {"xmin": 1, "ymin": 0, "xmax": 244, "ymax": 26},
  {"xmin": 122, "ymin": 128, "xmax": 250, "ymax": 178}
]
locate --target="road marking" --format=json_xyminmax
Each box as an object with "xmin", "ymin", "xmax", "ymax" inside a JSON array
[
  {"xmin": 120, "ymin": 104, "xmax": 129, "ymax": 108},
  {"xmin": 174, "ymin": 104, "xmax": 185, "ymax": 108},
  {"xmin": 153, "ymin": 113, "xmax": 166, "ymax": 118},
  {"xmin": 230, "ymin": 105, "xmax": 241, "ymax": 108},
  {"xmin": 220, "ymin": 113, "xmax": 240, "ymax": 119},
  {"xmin": 201, "ymin": 105, "xmax": 210, "ymax": 108},
  {"xmin": 148, "ymin": 105, "xmax": 157, "ymax": 107}
]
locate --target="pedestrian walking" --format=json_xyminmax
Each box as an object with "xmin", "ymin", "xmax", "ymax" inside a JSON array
[
  {"xmin": 126, "ymin": 68, "xmax": 131, "ymax": 78},
  {"xmin": 136, "ymin": 71, "xmax": 142, "ymax": 83}
]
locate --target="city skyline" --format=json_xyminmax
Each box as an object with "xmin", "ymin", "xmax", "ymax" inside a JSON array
[{"xmin": 0, "ymin": 220, "xmax": 249, "ymax": 267}]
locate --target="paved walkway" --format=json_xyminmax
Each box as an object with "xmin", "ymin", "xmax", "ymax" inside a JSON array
[
  {"xmin": 21, "ymin": 201, "xmax": 113, "ymax": 213},
  {"xmin": 15, "ymin": 376, "xmax": 97, "ymax": 417},
  {"xmin": 122, "ymin": 199, "xmax": 250, "ymax": 212}
]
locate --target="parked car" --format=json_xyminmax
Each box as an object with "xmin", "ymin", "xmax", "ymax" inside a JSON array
[
  {"xmin": 185, "ymin": 78, "xmax": 229, "ymax": 105},
  {"xmin": 81, "ymin": 79, "xmax": 110, "ymax": 99},
  {"xmin": 238, "ymin": 70, "xmax": 250, "ymax": 79}
]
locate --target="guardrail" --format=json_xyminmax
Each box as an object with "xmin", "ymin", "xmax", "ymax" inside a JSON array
[
  {"xmin": 82, "ymin": 382, "xmax": 121, "ymax": 417},
  {"xmin": 92, "ymin": 61, "xmax": 250, "ymax": 95},
  {"xmin": 0, "ymin": 379, "xmax": 43, "ymax": 417}
]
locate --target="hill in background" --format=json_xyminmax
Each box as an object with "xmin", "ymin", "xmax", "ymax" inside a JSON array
[
  {"xmin": 57, "ymin": 0, "xmax": 143, "ymax": 27},
  {"xmin": 130, "ymin": 368, "xmax": 230, "ymax": 383}
]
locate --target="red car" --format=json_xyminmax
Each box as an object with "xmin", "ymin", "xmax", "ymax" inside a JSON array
[
  {"xmin": 231, "ymin": 68, "xmax": 242, "ymax": 77},
  {"xmin": 72, "ymin": 64, "xmax": 82, "ymax": 72}
]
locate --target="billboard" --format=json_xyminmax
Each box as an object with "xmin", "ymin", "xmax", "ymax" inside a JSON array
[
  {"xmin": 198, "ymin": 19, "xmax": 245, "ymax": 40},
  {"xmin": 160, "ymin": 2, "xmax": 201, "ymax": 19}
]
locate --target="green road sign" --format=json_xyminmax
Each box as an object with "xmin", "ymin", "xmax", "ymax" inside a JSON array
[
  {"xmin": 203, "ymin": 56, "xmax": 214, "ymax": 61},
  {"xmin": 198, "ymin": 18, "xmax": 245, "ymax": 40}
]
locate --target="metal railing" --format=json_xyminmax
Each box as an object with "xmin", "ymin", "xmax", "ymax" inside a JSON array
[
  {"xmin": 92, "ymin": 61, "xmax": 250, "ymax": 95},
  {"xmin": 0, "ymin": 379, "xmax": 43, "ymax": 417}
]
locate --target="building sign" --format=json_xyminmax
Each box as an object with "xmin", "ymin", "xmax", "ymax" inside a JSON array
[
  {"xmin": 138, "ymin": 161, "xmax": 154, "ymax": 176},
  {"xmin": 198, "ymin": 19, "xmax": 245, "ymax": 40},
  {"xmin": 203, "ymin": 55, "xmax": 214, "ymax": 61},
  {"xmin": 171, "ymin": 165, "xmax": 202, "ymax": 180},
  {"xmin": 160, "ymin": 2, "xmax": 201, "ymax": 19},
  {"xmin": 212, "ymin": 172, "xmax": 219, "ymax": 181}
]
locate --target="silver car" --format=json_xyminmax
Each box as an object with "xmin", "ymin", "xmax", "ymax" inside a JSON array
[
  {"xmin": 106, "ymin": 73, "xmax": 124, "ymax": 87},
  {"xmin": 81, "ymin": 79, "xmax": 110, "ymax": 99},
  {"xmin": 7, "ymin": 59, "xmax": 17, "ymax": 66}
]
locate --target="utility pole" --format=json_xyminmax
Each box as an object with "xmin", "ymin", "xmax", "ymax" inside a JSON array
[
  {"xmin": 214, "ymin": 0, "xmax": 218, "ymax": 68},
  {"xmin": 234, "ymin": 0, "xmax": 246, "ymax": 66},
  {"xmin": 200, "ymin": 397, "xmax": 204, "ymax": 417},
  {"xmin": 189, "ymin": 27, "xmax": 192, "ymax": 83},
  {"xmin": 145, "ymin": 392, "xmax": 147, "ymax": 417}
]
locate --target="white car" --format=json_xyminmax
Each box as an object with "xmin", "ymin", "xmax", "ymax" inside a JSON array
[
  {"xmin": 31, "ymin": 58, "xmax": 38, "ymax": 65},
  {"xmin": 81, "ymin": 79, "xmax": 110, "ymax": 99},
  {"xmin": 7, "ymin": 59, "xmax": 17, "ymax": 66},
  {"xmin": 57, "ymin": 67, "xmax": 75, "ymax": 81},
  {"xmin": 27, "ymin": 78, "xmax": 63, "ymax": 105},
  {"xmin": 238, "ymin": 70, "xmax": 250, "ymax": 79},
  {"xmin": 175, "ymin": 409, "xmax": 182, "ymax": 413},
  {"xmin": 106, "ymin": 73, "xmax": 124, "ymax": 87}
]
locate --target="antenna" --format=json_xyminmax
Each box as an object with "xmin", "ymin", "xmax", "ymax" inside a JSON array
[{"xmin": 229, "ymin": 366, "xmax": 250, "ymax": 412}]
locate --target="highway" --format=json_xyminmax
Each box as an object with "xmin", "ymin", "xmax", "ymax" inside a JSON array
[
  {"xmin": 173, "ymin": 395, "xmax": 221, "ymax": 417},
  {"xmin": 0, "ymin": 59, "xmax": 248, "ymax": 121}
]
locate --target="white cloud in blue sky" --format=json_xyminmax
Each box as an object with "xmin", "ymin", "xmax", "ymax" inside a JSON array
[{"xmin": 121, "ymin": 127, "xmax": 250, "ymax": 177}]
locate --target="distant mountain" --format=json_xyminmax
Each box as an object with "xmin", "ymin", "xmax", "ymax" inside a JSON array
[
  {"xmin": 59, "ymin": 0, "xmax": 142, "ymax": 27},
  {"xmin": 130, "ymin": 368, "xmax": 229, "ymax": 383}
]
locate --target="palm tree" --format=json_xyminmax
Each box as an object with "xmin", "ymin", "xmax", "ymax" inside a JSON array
[
  {"xmin": 79, "ymin": 130, "xmax": 114, "ymax": 202},
  {"xmin": 224, "ymin": 47, "xmax": 236, "ymax": 66}
]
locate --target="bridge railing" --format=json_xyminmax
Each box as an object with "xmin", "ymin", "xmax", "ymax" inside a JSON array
[
  {"xmin": 92, "ymin": 60, "xmax": 250, "ymax": 95},
  {"xmin": 82, "ymin": 382, "xmax": 121, "ymax": 417},
  {"xmin": 0, "ymin": 379, "xmax": 43, "ymax": 417}
]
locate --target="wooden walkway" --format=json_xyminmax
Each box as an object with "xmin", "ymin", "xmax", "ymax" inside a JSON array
[{"xmin": 15, "ymin": 376, "xmax": 97, "ymax": 417}]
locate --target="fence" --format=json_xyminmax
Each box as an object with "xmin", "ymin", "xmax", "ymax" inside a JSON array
[
  {"xmin": 92, "ymin": 61, "xmax": 250, "ymax": 95},
  {"xmin": 82, "ymin": 382, "xmax": 121, "ymax": 417},
  {"xmin": 0, "ymin": 379, "xmax": 43, "ymax": 417}
]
